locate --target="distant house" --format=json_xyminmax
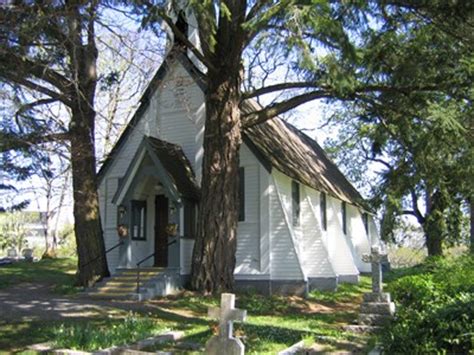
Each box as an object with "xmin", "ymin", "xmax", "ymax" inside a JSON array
[{"xmin": 97, "ymin": 48, "xmax": 379, "ymax": 296}]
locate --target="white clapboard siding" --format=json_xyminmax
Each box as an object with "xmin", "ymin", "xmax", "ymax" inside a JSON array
[
  {"xmin": 325, "ymin": 196, "xmax": 359, "ymax": 277},
  {"xmin": 259, "ymin": 165, "xmax": 271, "ymax": 275},
  {"xmin": 102, "ymin": 178, "xmax": 120, "ymax": 272},
  {"xmin": 235, "ymin": 144, "xmax": 261, "ymax": 274},
  {"xmin": 180, "ymin": 238, "xmax": 195, "ymax": 275},
  {"xmin": 347, "ymin": 204, "xmax": 371, "ymax": 272},
  {"xmin": 270, "ymin": 172, "xmax": 304, "ymax": 280},
  {"xmin": 297, "ymin": 187, "xmax": 335, "ymax": 278},
  {"xmin": 98, "ymin": 59, "xmax": 205, "ymax": 272},
  {"xmin": 157, "ymin": 62, "xmax": 205, "ymax": 182}
]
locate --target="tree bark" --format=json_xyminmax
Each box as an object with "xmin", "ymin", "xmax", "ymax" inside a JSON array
[
  {"xmin": 70, "ymin": 105, "xmax": 109, "ymax": 286},
  {"xmin": 470, "ymin": 197, "xmax": 474, "ymax": 254},
  {"xmin": 188, "ymin": 0, "xmax": 247, "ymax": 294},
  {"xmin": 190, "ymin": 67, "xmax": 243, "ymax": 293},
  {"xmin": 66, "ymin": 2, "xmax": 109, "ymax": 287},
  {"xmin": 423, "ymin": 190, "xmax": 445, "ymax": 256}
]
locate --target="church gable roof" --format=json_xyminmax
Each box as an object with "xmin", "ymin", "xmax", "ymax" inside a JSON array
[
  {"xmin": 97, "ymin": 47, "xmax": 205, "ymax": 183},
  {"xmin": 99, "ymin": 46, "xmax": 366, "ymax": 209}
]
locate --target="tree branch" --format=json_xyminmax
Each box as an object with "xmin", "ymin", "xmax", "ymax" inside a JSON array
[
  {"xmin": 0, "ymin": 132, "xmax": 70, "ymax": 152},
  {"xmin": 15, "ymin": 98, "xmax": 58, "ymax": 118},
  {"xmin": 139, "ymin": 0, "xmax": 216, "ymax": 71},
  {"xmin": 0, "ymin": 50, "xmax": 72, "ymax": 93},
  {"xmin": 1, "ymin": 73, "xmax": 72, "ymax": 106},
  {"xmin": 242, "ymin": 82, "xmax": 326, "ymax": 99},
  {"xmin": 410, "ymin": 188, "xmax": 425, "ymax": 223},
  {"xmin": 245, "ymin": 0, "xmax": 272, "ymax": 22},
  {"xmin": 242, "ymin": 90, "xmax": 331, "ymax": 128}
]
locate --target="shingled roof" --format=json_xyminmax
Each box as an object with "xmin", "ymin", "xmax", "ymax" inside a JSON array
[
  {"xmin": 244, "ymin": 116, "xmax": 365, "ymax": 208},
  {"xmin": 146, "ymin": 136, "xmax": 200, "ymax": 201},
  {"xmin": 112, "ymin": 136, "xmax": 200, "ymax": 204},
  {"xmin": 99, "ymin": 47, "xmax": 367, "ymax": 209}
]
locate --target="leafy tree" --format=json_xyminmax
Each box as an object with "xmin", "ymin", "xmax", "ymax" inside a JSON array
[
  {"xmin": 132, "ymin": 0, "xmax": 455, "ymax": 292},
  {"xmin": 324, "ymin": 1, "xmax": 474, "ymax": 255},
  {"xmin": 0, "ymin": 1, "xmax": 109, "ymax": 285}
]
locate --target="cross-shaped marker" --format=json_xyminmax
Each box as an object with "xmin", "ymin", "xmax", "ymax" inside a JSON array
[
  {"xmin": 362, "ymin": 245, "xmax": 386, "ymax": 293},
  {"xmin": 208, "ymin": 293, "xmax": 247, "ymax": 339}
]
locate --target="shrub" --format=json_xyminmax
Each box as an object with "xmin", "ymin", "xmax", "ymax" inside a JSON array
[
  {"xmin": 380, "ymin": 254, "xmax": 474, "ymax": 354},
  {"xmin": 388, "ymin": 274, "xmax": 443, "ymax": 309}
]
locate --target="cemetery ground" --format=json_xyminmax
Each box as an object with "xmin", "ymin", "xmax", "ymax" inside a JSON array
[
  {"xmin": 1, "ymin": 254, "xmax": 472, "ymax": 353},
  {"xmin": 0, "ymin": 257, "xmax": 374, "ymax": 354}
]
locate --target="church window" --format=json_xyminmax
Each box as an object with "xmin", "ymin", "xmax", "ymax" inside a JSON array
[
  {"xmin": 131, "ymin": 200, "xmax": 146, "ymax": 240},
  {"xmin": 238, "ymin": 167, "xmax": 245, "ymax": 221},
  {"xmin": 342, "ymin": 201, "xmax": 347, "ymax": 235},
  {"xmin": 292, "ymin": 181, "xmax": 300, "ymax": 226},
  {"xmin": 320, "ymin": 192, "xmax": 327, "ymax": 231},
  {"xmin": 363, "ymin": 212, "xmax": 369, "ymax": 237}
]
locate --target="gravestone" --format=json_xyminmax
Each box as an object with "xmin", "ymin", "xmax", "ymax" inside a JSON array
[
  {"xmin": 206, "ymin": 293, "xmax": 247, "ymax": 355},
  {"xmin": 358, "ymin": 244, "xmax": 395, "ymax": 327},
  {"xmin": 363, "ymin": 245, "xmax": 385, "ymax": 294},
  {"xmin": 23, "ymin": 248, "xmax": 33, "ymax": 262}
]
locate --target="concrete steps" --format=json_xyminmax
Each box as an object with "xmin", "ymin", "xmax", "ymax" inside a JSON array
[
  {"xmin": 345, "ymin": 292, "xmax": 396, "ymax": 334},
  {"xmin": 357, "ymin": 292, "xmax": 396, "ymax": 327},
  {"xmin": 86, "ymin": 267, "xmax": 181, "ymax": 301}
]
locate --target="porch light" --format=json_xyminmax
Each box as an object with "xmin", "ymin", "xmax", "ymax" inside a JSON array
[{"xmin": 118, "ymin": 204, "xmax": 127, "ymax": 220}]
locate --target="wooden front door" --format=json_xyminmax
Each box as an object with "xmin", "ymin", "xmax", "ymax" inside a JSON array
[{"xmin": 154, "ymin": 195, "xmax": 169, "ymax": 267}]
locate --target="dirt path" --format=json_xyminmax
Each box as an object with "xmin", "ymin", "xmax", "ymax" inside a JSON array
[{"xmin": 0, "ymin": 283, "xmax": 173, "ymax": 322}]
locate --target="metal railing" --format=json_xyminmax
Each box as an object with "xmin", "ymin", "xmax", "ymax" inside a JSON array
[
  {"xmin": 82, "ymin": 240, "xmax": 124, "ymax": 269},
  {"xmin": 135, "ymin": 238, "xmax": 178, "ymax": 295}
]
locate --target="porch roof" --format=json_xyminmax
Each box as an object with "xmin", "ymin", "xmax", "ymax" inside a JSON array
[{"xmin": 112, "ymin": 136, "xmax": 200, "ymax": 204}]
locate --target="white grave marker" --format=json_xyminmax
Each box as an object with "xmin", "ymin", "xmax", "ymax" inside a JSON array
[{"xmin": 206, "ymin": 293, "xmax": 247, "ymax": 355}]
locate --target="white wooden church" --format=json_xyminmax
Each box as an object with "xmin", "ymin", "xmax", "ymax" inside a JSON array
[{"xmin": 96, "ymin": 10, "xmax": 379, "ymax": 299}]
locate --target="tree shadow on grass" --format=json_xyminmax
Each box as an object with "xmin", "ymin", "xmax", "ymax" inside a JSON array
[{"xmin": 0, "ymin": 320, "xmax": 53, "ymax": 352}]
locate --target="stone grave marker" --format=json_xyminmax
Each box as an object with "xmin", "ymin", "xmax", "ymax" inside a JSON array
[
  {"xmin": 362, "ymin": 245, "xmax": 385, "ymax": 294},
  {"xmin": 206, "ymin": 293, "xmax": 247, "ymax": 355},
  {"xmin": 358, "ymin": 244, "xmax": 395, "ymax": 327}
]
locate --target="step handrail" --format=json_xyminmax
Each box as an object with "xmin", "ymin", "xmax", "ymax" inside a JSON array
[
  {"xmin": 136, "ymin": 237, "xmax": 178, "ymax": 295},
  {"xmin": 83, "ymin": 239, "xmax": 124, "ymax": 269}
]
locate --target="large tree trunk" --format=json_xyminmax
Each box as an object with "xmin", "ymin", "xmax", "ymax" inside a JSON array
[
  {"xmin": 68, "ymin": 12, "xmax": 109, "ymax": 285},
  {"xmin": 70, "ymin": 105, "xmax": 109, "ymax": 286},
  {"xmin": 190, "ymin": 69, "xmax": 242, "ymax": 293},
  {"xmin": 470, "ymin": 198, "xmax": 474, "ymax": 254},
  {"xmin": 424, "ymin": 190, "xmax": 446, "ymax": 256}
]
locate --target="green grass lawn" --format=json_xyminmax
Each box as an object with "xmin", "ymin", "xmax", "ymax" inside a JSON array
[
  {"xmin": 143, "ymin": 279, "xmax": 372, "ymax": 354},
  {"xmin": 0, "ymin": 257, "xmax": 77, "ymax": 291},
  {"xmin": 0, "ymin": 258, "xmax": 373, "ymax": 354}
]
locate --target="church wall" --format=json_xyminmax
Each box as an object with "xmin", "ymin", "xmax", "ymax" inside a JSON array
[
  {"xmin": 234, "ymin": 144, "xmax": 265, "ymax": 275},
  {"xmin": 98, "ymin": 65, "xmax": 164, "ymax": 273},
  {"xmin": 299, "ymin": 186, "xmax": 336, "ymax": 281},
  {"xmin": 326, "ymin": 195, "xmax": 359, "ymax": 282},
  {"xmin": 156, "ymin": 62, "xmax": 205, "ymax": 184},
  {"xmin": 99, "ymin": 177, "xmax": 120, "ymax": 272},
  {"xmin": 346, "ymin": 204, "xmax": 371, "ymax": 273},
  {"xmin": 270, "ymin": 171, "xmax": 304, "ymax": 281}
]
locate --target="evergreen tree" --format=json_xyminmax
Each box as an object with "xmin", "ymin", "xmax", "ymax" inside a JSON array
[
  {"xmin": 0, "ymin": 1, "xmax": 109, "ymax": 285},
  {"xmin": 324, "ymin": 1, "xmax": 474, "ymax": 255},
  {"xmin": 133, "ymin": 0, "xmax": 460, "ymax": 292}
]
